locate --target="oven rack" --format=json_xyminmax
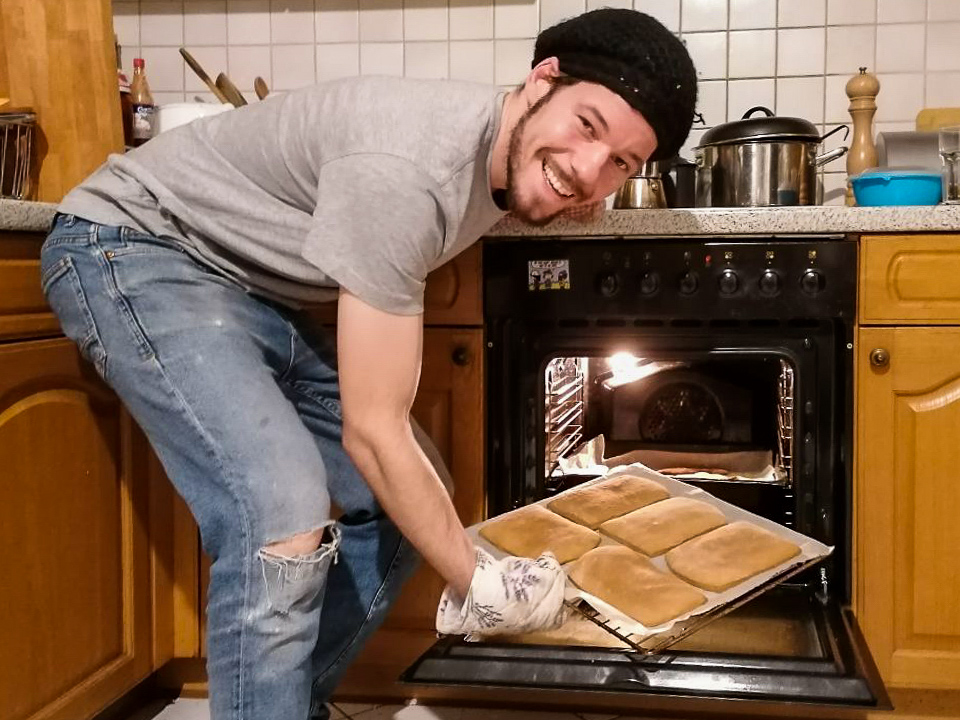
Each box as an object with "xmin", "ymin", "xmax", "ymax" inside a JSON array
[
  {"xmin": 545, "ymin": 357, "xmax": 586, "ymax": 477},
  {"xmin": 776, "ymin": 359, "xmax": 795, "ymax": 487},
  {"xmin": 564, "ymin": 554, "xmax": 825, "ymax": 656}
]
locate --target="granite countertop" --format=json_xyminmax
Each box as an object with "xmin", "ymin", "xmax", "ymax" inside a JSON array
[
  {"xmin": 5, "ymin": 198, "xmax": 960, "ymax": 237},
  {"xmin": 0, "ymin": 199, "xmax": 58, "ymax": 232},
  {"xmin": 487, "ymin": 204, "xmax": 960, "ymax": 237}
]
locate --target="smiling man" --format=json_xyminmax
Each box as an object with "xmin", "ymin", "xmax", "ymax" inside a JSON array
[{"xmin": 41, "ymin": 8, "xmax": 695, "ymax": 720}]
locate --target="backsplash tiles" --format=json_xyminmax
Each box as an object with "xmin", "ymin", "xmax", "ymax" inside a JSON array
[{"xmin": 115, "ymin": 0, "xmax": 960, "ymax": 206}]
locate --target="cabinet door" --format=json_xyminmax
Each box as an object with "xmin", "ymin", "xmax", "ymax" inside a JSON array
[
  {"xmin": 0, "ymin": 338, "xmax": 151, "ymax": 720},
  {"xmin": 857, "ymin": 327, "xmax": 960, "ymax": 689}
]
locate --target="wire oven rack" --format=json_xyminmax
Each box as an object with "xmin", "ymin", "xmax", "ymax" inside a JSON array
[
  {"xmin": 563, "ymin": 553, "xmax": 825, "ymax": 655},
  {"xmin": 544, "ymin": 358, "xmax": 586, "ymax": 478}
]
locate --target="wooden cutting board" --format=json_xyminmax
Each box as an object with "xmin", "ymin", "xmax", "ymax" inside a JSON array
[{"xmin": 916, "ymin": 107, "xmax": 960, "ymax": 131}]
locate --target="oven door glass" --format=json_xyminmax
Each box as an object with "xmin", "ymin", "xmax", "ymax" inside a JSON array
[{"xmin": 400, "ymin": 586, "xmax": 889, "ymax": 709}]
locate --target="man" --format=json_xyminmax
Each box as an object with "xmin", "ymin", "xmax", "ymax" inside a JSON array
[{"xmin": 40, "ymin": 8, "xmax": 696, "ymax": 720}]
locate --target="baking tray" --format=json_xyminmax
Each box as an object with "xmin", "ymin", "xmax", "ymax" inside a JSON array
[{"xmin": 467, "ymin": 462, "xmax": 833, "ymax": 655}]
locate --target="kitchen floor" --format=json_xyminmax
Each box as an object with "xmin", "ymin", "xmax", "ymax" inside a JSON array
[{"xmin": 127, "ymin": 699, "xmax": 621, "ymax": 720}]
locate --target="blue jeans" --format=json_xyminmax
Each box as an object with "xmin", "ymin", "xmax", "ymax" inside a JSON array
[{"xmin": 40, "ymin": 215, "xmax": 422, "ymax": 720}]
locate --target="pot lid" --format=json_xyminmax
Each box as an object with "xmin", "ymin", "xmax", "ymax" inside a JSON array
[{"xmin": 699, "ymin": 106, "xmax": 820, "ymax": 146}]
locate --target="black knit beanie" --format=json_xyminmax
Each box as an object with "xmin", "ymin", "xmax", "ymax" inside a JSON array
[{"xmin": 533, "ymin": 8, "xmax": 698, "ymax": 161}]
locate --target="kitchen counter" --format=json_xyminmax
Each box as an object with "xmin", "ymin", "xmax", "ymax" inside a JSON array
[
  {"xmin": 0, "ymin": 199, "xmax": 58, "ymax": 232},
  {"xmin": 487, "ymin": 204, "xmax": 960, "ymax": 237},
  {"xmin": 6, "ymin": 198, "xmax": 960, "ymax": 237}
]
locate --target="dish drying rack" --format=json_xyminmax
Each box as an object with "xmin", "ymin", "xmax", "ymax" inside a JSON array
[{"xmin": 1, "ymin": 109, "xmax": 36, "ymax": 200}]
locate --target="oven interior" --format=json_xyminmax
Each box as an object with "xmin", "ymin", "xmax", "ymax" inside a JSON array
[
  {"xmin": 490, "ymin": 327, "xmax": 844, "ymax": 660},
  {"xmin": 543, "ymin": 350, "xmax": 798, "ymax": 527}
]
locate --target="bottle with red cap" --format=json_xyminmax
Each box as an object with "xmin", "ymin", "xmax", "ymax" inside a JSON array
[{"xmin": 129, "ymin": 57, "xmax": 156, "ymax": 146}]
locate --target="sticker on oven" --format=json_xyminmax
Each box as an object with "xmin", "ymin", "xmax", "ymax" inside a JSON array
[{"xmin": 528, "ymin": 259, "xmax": 570, "ymax": 291}]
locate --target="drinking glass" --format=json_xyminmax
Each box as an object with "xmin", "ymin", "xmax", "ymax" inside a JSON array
[{"xmin": 939, "ymin": 125, "xmax": 960, "ymax": 204}]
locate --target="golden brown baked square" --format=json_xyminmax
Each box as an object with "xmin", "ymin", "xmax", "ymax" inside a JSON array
[
  {"xmin": 599, "ymin": 496, "xmax": 728, "ymax": 556},
  {"xmin": 665, "ymin": 521, "xmax": 801, "ymax": 592},
  {"xmin": 567, "ymin": 545, "xmax": 706, "ymax": 627},
  {"xmin": 547, "ymin": 473, "xmax": 670, "ymax": 529},
  {"xmin": 478, "ymin": 503, "xmax": 600, "ymax": 563}
]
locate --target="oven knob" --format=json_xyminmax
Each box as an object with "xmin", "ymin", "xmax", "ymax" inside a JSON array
[
  {"xmin": 718, "ymin": 269, "xmax": 739, "ymax": 295},
  {"xmin": 759, "ymin": 269, "xmax": 782, "ymax": 296},
  {"xmin": 679, "ymin": 270, "xmax": 699, "ymax": 295},
  {"xmin": 639, "ymin": 270, "xmax": 660, "ymax": 295},
  {"xmin": 801, "ymin": 269, "xmax": 826, "ymax": 295},
  {"xmin": 596, "ymin": 271, "xmax": 621, "ymax": 297}
]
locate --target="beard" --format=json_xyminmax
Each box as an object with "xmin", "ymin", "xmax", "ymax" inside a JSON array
[{"xmin": 504, "ymin": 84, "xmax": 571, "ymax": 227}]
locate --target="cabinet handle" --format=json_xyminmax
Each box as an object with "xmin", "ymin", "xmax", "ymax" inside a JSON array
[
  {"xmin": 869, "ymin": 347, "xmax": 890, "ymax": 368},
  {"xmin": 452, "ymin": 346, "xmax": 470, "ymax": 366}
]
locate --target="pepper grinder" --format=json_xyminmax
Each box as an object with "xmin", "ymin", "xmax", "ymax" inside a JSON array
[{"xmin": 845, "ymin": 67, "xmax": 880, "ymax": 205}]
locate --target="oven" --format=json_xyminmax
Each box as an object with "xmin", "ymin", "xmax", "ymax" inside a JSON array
[{"xmin": 404, "ymin": 236, "xmax": 889, "ymax": 714}]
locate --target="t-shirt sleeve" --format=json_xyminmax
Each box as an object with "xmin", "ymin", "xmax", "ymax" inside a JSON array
[{"xmin": 303, "ymin": 153, "xmax": 445, "ymax": 315}]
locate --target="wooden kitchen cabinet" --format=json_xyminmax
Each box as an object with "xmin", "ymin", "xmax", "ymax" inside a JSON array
[
  {"xmin": 856, "ymin": 234, "xmax": 960, "ymax": 692},
  {"xmin": 0, "ymin": 336, "xmax": 153, "ymax": 720}
]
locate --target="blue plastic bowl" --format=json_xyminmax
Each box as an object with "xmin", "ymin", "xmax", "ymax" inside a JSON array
[{"xmin": 850, "ymin": 169, "xmax": 942, "ymax": 206}]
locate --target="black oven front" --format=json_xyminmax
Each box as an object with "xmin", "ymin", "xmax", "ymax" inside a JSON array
[{"xmin": 404, "ymin": 236, "xmax": 888, "ymax": 715}]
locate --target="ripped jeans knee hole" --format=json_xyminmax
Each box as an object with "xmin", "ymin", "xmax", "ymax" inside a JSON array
[{"xmin": 258, "ymin": 526, "xmax": 341, "ymax": 614}]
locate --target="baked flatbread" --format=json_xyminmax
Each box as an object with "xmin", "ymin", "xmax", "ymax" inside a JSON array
[
  {"xmin": 567, "ymin": 545, "xmax": 706, "ymax": 627},
  {"xmin": 600, "ymin": 496, "xmax": 728, "ymax": 556},
  {"xmin": 478, "ymin": 504, "xmax": 600, "ymax": 563},
  {"xmin": 665, "ymin": 521, "xmax": 801, "ymax": 592},
  {"xmin": 547, "ymin": 473, "xmax": 670, "ymax": 529}
]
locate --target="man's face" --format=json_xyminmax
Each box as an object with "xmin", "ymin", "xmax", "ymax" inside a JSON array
[{"xmin": 505, "ymin": 80, "xmax": 658, "ymax": 226}]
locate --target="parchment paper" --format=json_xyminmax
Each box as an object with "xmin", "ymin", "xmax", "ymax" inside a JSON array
[{"xmin": 468, "ymin": 461, "xmax": 832, "ymax": 645}]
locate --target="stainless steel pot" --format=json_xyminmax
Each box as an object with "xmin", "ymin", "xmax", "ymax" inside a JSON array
[{"xmin": 694, "ymin": 107, "xmax": 849, "ymax": 207}]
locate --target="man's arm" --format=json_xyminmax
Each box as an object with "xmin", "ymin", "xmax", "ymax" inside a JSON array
[{"xmin": 336, "ymin": 288, "xmax": 476, "ymax": 598}]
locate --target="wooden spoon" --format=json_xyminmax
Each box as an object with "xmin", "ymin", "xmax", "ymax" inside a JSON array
[
  {"xmin": 254, "ymin": 77, "xmax": 269, "ymax": 101},
  {"xmin": 179, "ymin": 48, "xmax": 230, "ymax": 104},
  {"xmin": 216, "ymin": 73, "xmax": 247, "ymax": 108}
]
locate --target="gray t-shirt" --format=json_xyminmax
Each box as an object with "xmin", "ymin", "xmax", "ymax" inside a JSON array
[{"xmin": 59, "ymin": 76, "xmax": 506, "ymax": 314}]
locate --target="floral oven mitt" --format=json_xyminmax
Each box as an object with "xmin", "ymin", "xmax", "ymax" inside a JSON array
[{"xmin": 436, "ymin": 547, "xmax": 566, "ymax": 637}]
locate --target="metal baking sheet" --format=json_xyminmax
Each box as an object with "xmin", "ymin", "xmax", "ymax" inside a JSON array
[{"xmin": 466, "ymin": 462, "xmax": 833, "ymax": 654}]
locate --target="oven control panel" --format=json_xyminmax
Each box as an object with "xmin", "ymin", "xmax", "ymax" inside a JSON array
[{"xmin": 485, "ymin": 237, "xmax": 857, "ymax": 321}]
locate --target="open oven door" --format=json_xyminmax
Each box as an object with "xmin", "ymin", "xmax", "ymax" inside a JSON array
[{"xmin": 400, "ymin": 586, "xmax": 890, "ymax": 711}]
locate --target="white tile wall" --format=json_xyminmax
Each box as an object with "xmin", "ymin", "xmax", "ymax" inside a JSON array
[
  {"xmin": 635, "ymin": 0, "xmax": 680, "ymax": 32},
  {"xmin": 827, "ymin": 0, "xmax": 875, "ymax": 25},
  {"xmin": 404, "ymin": 0, "xmax": 448, "ymax": 41},
  {"xmin": 729, "ymin": 0, "xmax": 776, "ymax": 30},
  {"xmin": 728, "ymin": 29, "xmax": 775, "ymax": 78},
  {"xmin": 271, "ymin": 0, "xmax": 316, "ymax": 43},
  {"xmin": 681, "ymin": 0, "xmax": 728, "ymax": 32},
  {"xmin": 118, "ymin": 0, "xmax": 956, "ymax": 203},
  {"xmin": 877, "ymin": 0, "xmax": 925, "ymax": 23}
]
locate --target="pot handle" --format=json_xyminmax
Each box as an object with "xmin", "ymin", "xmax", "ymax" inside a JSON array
[
  {"xmin": 815, "ymin": 146, "xmax": 849, "ymax": 166},
  {"xmin": 742, "ymin": 105, "xmax": 775, "ymax": 119},
  {"xmin": 820, "ymin": 124, "xmax": 850, "ymax": 143}
]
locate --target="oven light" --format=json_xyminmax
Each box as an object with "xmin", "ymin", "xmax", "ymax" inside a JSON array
[
  {"xmin": 608, "ymin": 351, "xmax": 639, "ymax": 374},
  {"xmin": 605, "ymin": 352, "xmax": 652, "ymax": 389},
  {"xmin": 602, "ymin": 354, "xmax": 686, "ymax": 390}
]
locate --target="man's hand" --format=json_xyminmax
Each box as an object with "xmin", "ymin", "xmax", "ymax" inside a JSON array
[{"xmin": 436, "ymin": 548, "xmax": 566, "ymax": 636}]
